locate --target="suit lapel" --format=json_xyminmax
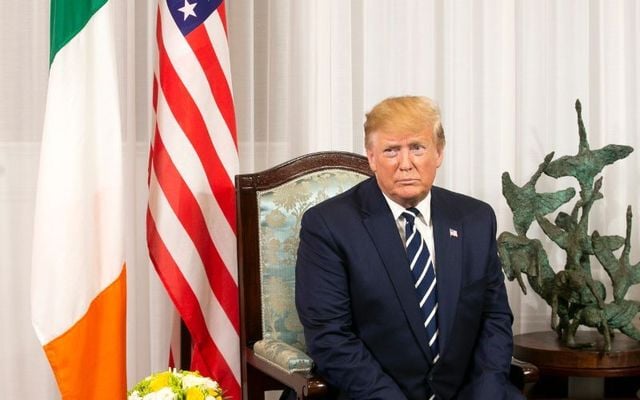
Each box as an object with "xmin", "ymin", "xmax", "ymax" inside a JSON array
[
  {"xmin": 358, "ymin": 179, "xmax": 434, "ymax": 363},
  {"xmin": 431, "ymin": 187, "xmax": 462, "ymax": 353}
]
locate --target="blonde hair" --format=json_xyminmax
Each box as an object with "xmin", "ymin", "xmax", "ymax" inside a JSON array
[{"xmin": 364, "ymin": 96, "xmax": 445, "ymax": 150}]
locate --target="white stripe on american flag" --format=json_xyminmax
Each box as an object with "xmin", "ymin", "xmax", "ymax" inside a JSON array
[
  {"xmin": 149, "ymin": 0, "xmax": 240, "ymax": 398},
  {"xmin": 156, "ymin": 90, "xmax": 237, "ymax": 277},
  {"xmin": 204, "ymin": 12, "xmax": 233, "ymax": 89}
]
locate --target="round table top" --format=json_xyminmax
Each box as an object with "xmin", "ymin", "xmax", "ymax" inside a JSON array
[{"xmin": 514, "ymin": 330, "xmax": 640, "ymax": 377}]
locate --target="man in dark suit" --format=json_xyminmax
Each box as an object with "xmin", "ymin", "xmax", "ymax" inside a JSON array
[{"xmin": 295, "ymin": 96, "xmax": 523, "ymax": 399}]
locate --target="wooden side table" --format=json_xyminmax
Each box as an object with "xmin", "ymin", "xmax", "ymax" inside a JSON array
[{"xmin": 514, "ymin": 331, "xmax": 640, "ymax": 399}]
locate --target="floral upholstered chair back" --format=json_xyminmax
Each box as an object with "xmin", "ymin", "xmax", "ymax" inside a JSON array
[
  {"xmin": 256, "ymin": 170, "xmax": 367, "ymax": 350},
  {"xmin": 238, "ymin": 153, "xmax": 373, "ymax": 394}
]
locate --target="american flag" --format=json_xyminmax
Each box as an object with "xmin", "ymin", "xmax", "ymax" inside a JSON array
[{"xmin": 147, "ymin": 0, "xmax": 240, "ymax": 398}]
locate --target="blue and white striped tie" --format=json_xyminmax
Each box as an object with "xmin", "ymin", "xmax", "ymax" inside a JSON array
[{"xmin": 402, "ymin": 208, "xmax": 440, "ymax": 365}]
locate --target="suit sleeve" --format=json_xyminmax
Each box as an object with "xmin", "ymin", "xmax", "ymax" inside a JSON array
[
  {"xmin": 458, "ymin": 207, "xmax": 524, "ymax": 400},
  {"xmin": 295, "ymin": 208, "xmax": 407, "ymax": 399}
]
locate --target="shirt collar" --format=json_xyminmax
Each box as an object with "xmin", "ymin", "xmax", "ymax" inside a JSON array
[{"xmin": 382, "ymin": 191, "xmax": 432, "ymax": 227}]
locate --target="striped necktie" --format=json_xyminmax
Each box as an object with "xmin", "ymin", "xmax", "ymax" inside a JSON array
[{"xmin": 402, "ymin": 207, "xmax": 440, "ymax": 364}]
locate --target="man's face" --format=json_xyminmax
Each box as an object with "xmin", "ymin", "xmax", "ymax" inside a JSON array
[{"xmin": 366, "ymin": 127, "xmax": 443, "ymax": 208}]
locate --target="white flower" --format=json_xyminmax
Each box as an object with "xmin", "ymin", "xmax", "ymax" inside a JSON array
[
  {"xmin": 143, "ymin": 387, "xmax": 177, "ymax": 400},
  {"xmin": 128, "ymin": 391, "xmax": 143, "ymax": 400},
  {"xmin": 182, "ymin": 373, "xmax": 220, "ymax": 390}
]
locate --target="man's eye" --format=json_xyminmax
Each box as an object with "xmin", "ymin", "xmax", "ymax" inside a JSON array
[
  {"xmin": 383, "ymin": 149, "xmax": 398, "ymax": 157},
  {"xmin": 410, "ymin": 146, "xmax": 425, "ymax": 156}
]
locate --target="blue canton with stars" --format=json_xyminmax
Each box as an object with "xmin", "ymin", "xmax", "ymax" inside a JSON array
[{"xmin": 167, "ymin": 0, "xmax": 223, "ymax": 36}]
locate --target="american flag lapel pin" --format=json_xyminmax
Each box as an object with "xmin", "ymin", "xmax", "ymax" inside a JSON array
[{"xmin": 449, "ymin": 228, "xmax": 458, "ymax": 238}]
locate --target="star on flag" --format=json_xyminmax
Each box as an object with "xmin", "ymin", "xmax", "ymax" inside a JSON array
[{"xmin": 178, "ymin": 0, "xmax": 197, "ymax": 20}]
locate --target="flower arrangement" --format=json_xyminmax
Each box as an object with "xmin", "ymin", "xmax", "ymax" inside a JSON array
[{"xmin": 128, "ymin": 369, "xmax": 224, "ymax": 400}]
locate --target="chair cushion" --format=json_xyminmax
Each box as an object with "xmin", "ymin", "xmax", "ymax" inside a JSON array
[
  {"xmin": 253, "ymin": 338, "xmax": 314, "ymax": 374},
  {"xmin": 257, "ymin": 169, "xmax": 368, "ymax": 350}
]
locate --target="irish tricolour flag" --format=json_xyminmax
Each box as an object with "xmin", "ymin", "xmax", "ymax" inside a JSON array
[{"xmin": 31, "ymin": 0, "xmax": 127, "ymax": 398}]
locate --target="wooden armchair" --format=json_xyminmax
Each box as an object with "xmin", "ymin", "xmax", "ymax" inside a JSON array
[{"xmin": 235, "ymin": 151, "xmax": 538, "ymax": 400}]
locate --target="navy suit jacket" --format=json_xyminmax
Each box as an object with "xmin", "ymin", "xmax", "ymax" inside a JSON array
[{"xmin": 295, "ymin": 177, "xmax": 522, "ymax": 400}]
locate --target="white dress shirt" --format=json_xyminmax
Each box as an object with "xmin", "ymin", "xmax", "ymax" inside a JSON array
[{"xmin": 381, "ymin": 191, "xmax": 437, "ymax": 269}]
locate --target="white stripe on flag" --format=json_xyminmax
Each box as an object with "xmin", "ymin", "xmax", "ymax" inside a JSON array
[{"xmin": 204, "ymin": 11, "xmax": 233, "ymax": 88}]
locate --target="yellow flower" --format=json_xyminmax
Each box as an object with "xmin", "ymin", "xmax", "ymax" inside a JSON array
[
  {"xmin": 148, "ymin": 371, "xmax": 172, "ymax": 392},
  {"xmin": 185, "ymin": 386, "xmax": 205, "ymax": 400}
]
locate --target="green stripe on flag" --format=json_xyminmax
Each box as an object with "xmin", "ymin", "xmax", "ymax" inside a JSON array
[{"xmin": 50, "ymin": 0, "xmax": 109, "ymax": 65}]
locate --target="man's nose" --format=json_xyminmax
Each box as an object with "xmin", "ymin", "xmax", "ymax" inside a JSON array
[{"xmin": 398, "ymin": 149, "xmax": 412, "ymax": 170}]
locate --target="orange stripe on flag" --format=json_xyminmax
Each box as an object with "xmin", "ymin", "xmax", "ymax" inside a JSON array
[{"xmin": 43, "ymin": 266, "xmax": 127, "ymax": 399}]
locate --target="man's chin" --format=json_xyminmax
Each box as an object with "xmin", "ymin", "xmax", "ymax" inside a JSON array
[{"xmin": 390, "ymin": 190, "xmax": 427, "ymax": 207}]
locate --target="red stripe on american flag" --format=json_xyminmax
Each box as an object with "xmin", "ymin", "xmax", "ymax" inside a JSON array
[
  {"xmin": 217, "ymin": 3, "xmax": 228, "ymax": 32},
  {"xmin": 150, "ymin": 131, "xmax": 239, "ymax": 330},
  {"xmin": 156, "ymin": 11, "xmax": 236, "ymax": 231},
  {"xmin": 148, "ymin": 1, "xmax": 240, "ymax": 398},
  {"xmin": 147, "ymin": 211, "xmax": 240, "ymax": 396}
]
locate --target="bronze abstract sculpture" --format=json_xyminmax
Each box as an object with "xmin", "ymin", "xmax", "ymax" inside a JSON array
[{"xmin": 498, "ymin": 100, "xmax": 639, "ymax": 351}]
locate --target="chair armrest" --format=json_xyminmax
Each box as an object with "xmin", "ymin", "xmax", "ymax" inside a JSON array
[
  {"xmin": 253, "ymin": 338, "xmax": 314, "ymax": 374},
  {"xmin": 510, "ymin": 357, "xmax": 539, "ymax": 394},
  {"xmin": 246, "ymin": 347, "xmax": 330, "ymax": 398}
]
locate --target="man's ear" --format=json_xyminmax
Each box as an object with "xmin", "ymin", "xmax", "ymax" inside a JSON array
[{"xmin": 435, "ymin": 147, "xmax": 444, "ymax": 168}]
